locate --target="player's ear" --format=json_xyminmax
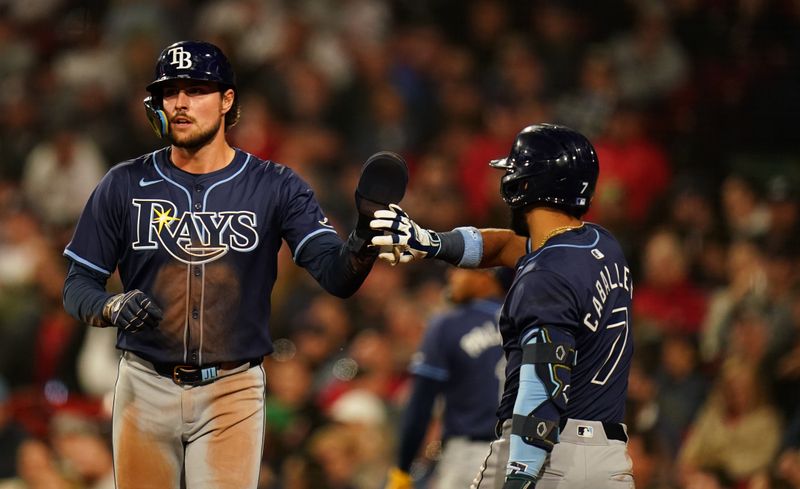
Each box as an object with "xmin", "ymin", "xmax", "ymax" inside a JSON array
[{"xmin": 221, "ymin": 88, "xmax": 235, "ymax": 114}]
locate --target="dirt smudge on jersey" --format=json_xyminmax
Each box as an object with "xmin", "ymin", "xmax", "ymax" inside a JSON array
[
  {"xmin": 198, "ymin": 261, "xmax": 241, "ymax": 361},
  {"xmin": 152, "ymin": 262, "xmax": 194, "ymax": 351},
  {"xmin": 151, "ymin": 260, "xmax": 241, "ymax": 363}
]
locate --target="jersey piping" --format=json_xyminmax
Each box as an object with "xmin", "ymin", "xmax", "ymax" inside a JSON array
[
  {"xmin": 63, "ymin": 250, "xmax": 112, "ymax": 276},
  {"xmin": 521, "ymin": 227, "xmax": 601, "ymax": 268},
  {"xmin": 183, "ymin": 263, "xmax": 191, "ymax": 362},
  {"xmin": 152, "ymin": 151, "xmax": 193, "ymax": 209},
  {"xmin": 293, "ymin": 228, "xmax": 338, "ymax": 262},
  {"xmin": 410, "ymin": 363, "xmax": 450, "ymax": 382},
  {"xmin": 199, "ymin": 262, "xmax": 207, "ymax": 365}
]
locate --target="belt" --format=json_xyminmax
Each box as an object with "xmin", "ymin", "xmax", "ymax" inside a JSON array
[
  {"xmin": 445, "ymin": 434, "xmax": 496, "ymax": 444},
  {"xmin": 559, "ymin": 419, "xmax": 628, "ymax": 443},
  {"xmin": 601, "ymin": 422, "xmax": 628, "ymax": 443},
  {"xmin": 467, "ymin": 434, "xmax": 496, "ymax": 442},
  {"xmin": 152, "ymin": 358, "xmax": 262, "ymax": 386}
]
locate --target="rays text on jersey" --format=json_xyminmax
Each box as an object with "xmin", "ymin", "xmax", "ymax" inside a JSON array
[{"xmin": 131, "ymin": 199, "xmax": 259, "ymax": 264}]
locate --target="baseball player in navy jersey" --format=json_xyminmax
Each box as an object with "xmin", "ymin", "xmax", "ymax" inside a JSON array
[
  {"xmin": 61, "ymin": 40, "xmax": 406, "ymax": 489},
  {"xmin": 371, "ymin": 124, "xmax": 635, "ymax": 488},
  {"xmin": 386, "ymin": 267, "xmax": 511, "ymax": 489}
]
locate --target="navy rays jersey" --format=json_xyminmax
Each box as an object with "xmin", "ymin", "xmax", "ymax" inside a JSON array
[
  {"xmin": 497, "ymin": 223, "xmax": 633, "ymax": 424},
  {"xmin": 410, "ymin": 298, "xmax": 505, "ymax": 440},
  {"xmin": 64, "ymin": 148, "xmax": 338, "ymax": 365}
]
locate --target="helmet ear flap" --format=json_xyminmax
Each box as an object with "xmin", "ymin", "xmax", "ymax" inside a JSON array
[{"xmin": 144, "ymin": 96, "xmax": 169, "ymax": 138}]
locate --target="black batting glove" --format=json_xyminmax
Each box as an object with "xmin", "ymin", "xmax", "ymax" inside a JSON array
[
  {"xmin": 102, "ymin": 289, "xmax": 163, "ymax": 333},
  {"xmin": 502, "ymin": 474, "xmax": 537, "ymax": 489}
]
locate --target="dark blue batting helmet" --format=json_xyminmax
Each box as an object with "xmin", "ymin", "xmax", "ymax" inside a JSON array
[
  {"xmin": 144, "ymin": 40, "xmax": 239, "ymax": 137},
  {"xmin": 490, "ymin": 124, "xmax": 599, "ymax": 217},
  {"xmin": 146, "ymin": 40, "xmax": 236, "ymax": 93}
]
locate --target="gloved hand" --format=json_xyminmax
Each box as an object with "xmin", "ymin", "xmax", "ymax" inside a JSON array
[
  {"xmin": 102, "ymin": 289, "xmax": 163, "ymax": 333},
  {"xmin": 503, "ymin": 474, "xmax": 537, "ymax": 489},
  {"xmin": 384, "ymin": 467, "xmax": 414, "ymax": 489},
  {"xmin": 370, "ymin": 204, "xmax": 442, "ymax": 265}
]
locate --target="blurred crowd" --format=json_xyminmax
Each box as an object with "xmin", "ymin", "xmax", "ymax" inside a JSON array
[{"xmin": 1, "ymin": 0, "xmax": 799, "ymax": 488}]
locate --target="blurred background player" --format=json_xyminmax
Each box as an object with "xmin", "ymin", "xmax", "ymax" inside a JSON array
[
  {"xmin": 372, "ymin": 124, "xmax": 634, "ymax": 488},
  {"xmin": 385, "ymin": 266, "xmax": 512, "ymax": 489}
]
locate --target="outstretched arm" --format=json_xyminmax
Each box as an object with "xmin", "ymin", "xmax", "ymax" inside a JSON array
[
  {"xmin": 370, "ymin": 205, "xmax": 527, "ymax": 269},
  {"xmin": 479, "ymin": 228, "xmax": 527, "ymax": 268},
  {"xmin": 298, "ymin": 152, "xmax": 410, "ymax": 297}
]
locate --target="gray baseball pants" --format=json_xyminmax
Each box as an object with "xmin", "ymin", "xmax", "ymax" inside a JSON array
[
  {"xmin": 471, "ymin": 419, "xmax": 634, "ymax": 489},
  {"xmin": 431, "ymin": 437, "xmax": 496, "ymax": 488},
  {"xmin": 112, "ymin": 352, "xmax": 266, "ymax": 489}
]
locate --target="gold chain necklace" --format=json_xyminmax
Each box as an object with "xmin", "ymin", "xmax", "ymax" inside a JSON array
[{"xmin": 536, "ymin": 222, "xmax": 584, "ymax": 249}]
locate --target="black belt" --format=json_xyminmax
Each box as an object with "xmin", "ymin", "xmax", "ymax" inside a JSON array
[
  {"xmin": 444, "ymin": 434, "xmax": 496, "ymax": 443},
  {"xmin": 467, "ymin": 435, "xmax": 496, "ymax": 442},
  {"xmin": 601, "ymin": 422, "xmax": 628, "ymax": 443},
  {"xmin": 152, "ymin": 358, "xmax": 262, "ymax": 386},
  {"xmin": 559, "ymin": 419, "xmax": 628, "ymax": 443}
]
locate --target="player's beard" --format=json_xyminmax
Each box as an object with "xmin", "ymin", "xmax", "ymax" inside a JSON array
[
  {"xmin": 168, "ymin": 117, "xmax": 221, "ymax": 151},
  {"xmin": 510, "ymin": 207, "xmax": 530, "ymax": 237}
]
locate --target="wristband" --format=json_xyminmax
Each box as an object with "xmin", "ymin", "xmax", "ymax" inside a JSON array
[
  {"xmin": 435, "ymin": 226, "xmax": 482, "ymax": 267},
  {"xmin": 455, "ymin": 226, "xmax": 483, "ymax": 268}
]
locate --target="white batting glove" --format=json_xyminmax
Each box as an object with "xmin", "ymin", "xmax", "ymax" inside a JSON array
[{"xmin": 370, "ymin": 204, "xmax": 442, "ymax": 265}]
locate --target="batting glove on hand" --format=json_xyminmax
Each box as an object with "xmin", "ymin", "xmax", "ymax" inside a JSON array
[
  {"xmin": 384, "ymin": 467, "xmax": 414, "ymax": 489},
  {"xmin": 370, "ymin": 204, "xmax": 441, "ymax": 265},
  {"xmin": 503, "ymin": 474, "xmax": 537, "ymax": 489},
  {"xmin": 102, "ymin": 289, "xmax": 163, "ymax": 333}
]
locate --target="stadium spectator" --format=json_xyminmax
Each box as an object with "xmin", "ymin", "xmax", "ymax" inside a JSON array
[
  {"xmin": 49, "ymin": 412, "xmax": 114, "ymax": 489},
  {"xmin": 653, "ymin": 333, "xmax": 709, "ymax": 458},
  {"xmin": 20, "ymin": 118, "xmax": 106, "ymax": 230},
  {"xmin": 634, "ymin": 228, "xmax": 707, "ymax": 339},
  {"xmin": 677, "ymin": 358, "xmax": 783, "ymax": 487},
  {"xmin": 0, "ymin": 377, "xmax": 28, "ymax": 482},
  {"xmin": 606, "ymin": 2, "xmax": 689, "ymax": 106},
  {"xmin": 720, "ymin": 174, "xmax": 771, "ymax": 241},
  {"xmin": 587, "ymin": 104, "xmax": 672, "ymax": 233}
]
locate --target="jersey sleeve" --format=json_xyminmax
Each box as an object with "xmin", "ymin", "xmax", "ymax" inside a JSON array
[
  {"xmin": 63, "ymin": 169, "xmax": 127, "ymax": 276},
  {"xmin": 506, "ymin": 269, "xmax": 579, "ymax": 340},
  {"xmin": 409, "ymin": 316, "xmax": 450, "ymax": 382},
  {"xmin": 277, "ymin": 170, "xmax": 339, "ymax": 261}
]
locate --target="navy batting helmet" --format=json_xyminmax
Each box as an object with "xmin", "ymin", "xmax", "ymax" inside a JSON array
[
  {"xmin": 490, "ymin": 124, "xmax": 599, "ymax": 217},
  {"xmin": 144, "ymin": 40, "xmax": 239, "ymax": 137}
]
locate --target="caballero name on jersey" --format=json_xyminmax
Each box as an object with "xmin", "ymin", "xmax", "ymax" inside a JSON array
[{"xmin": 131, "ymin": 199, "xmax": 259, "ymax": 264}]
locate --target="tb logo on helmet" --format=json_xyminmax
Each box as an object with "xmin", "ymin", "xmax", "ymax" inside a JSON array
[
  {"xmin": 167, "ymin": 46, "xmax": 192, "ymax": 69},
  {"xmin": 144, "ymin": 41, "xmax": 239, "ymax": 138}
]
